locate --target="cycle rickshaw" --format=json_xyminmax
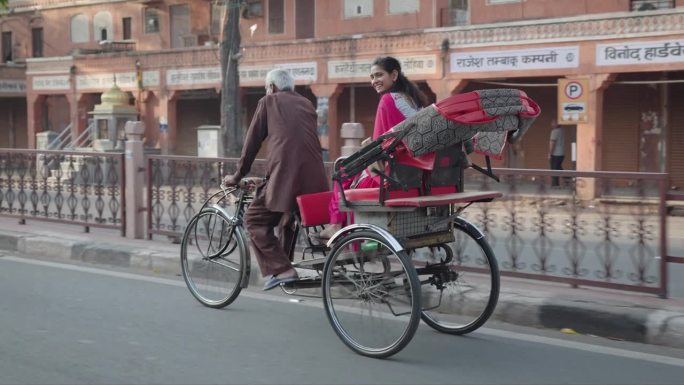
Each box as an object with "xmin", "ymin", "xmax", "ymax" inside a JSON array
[{"xmin": 180, "ymin": 89, "xmax": 540, "ymax": 358}]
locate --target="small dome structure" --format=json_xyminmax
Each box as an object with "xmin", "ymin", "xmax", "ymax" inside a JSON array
[{"xmin": 92, "ymin": 83, "xmax": 137, "ymax": 115}]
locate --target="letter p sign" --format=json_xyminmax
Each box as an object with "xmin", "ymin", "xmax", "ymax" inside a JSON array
[{"xmin": 564, "ymin": 81, "xmax": 583, "ymax": 100}]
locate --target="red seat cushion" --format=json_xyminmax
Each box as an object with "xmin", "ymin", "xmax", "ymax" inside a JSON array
[
  {"xmin": 296, "ymin": 191, "xmax": 332, "ymax": 227},
  {"xmin": 345, "ymin": 187, "xmax": 420, "ymax": 202}
]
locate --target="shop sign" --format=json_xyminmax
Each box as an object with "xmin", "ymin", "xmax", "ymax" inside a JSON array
[
  {"xmin": 78, "ymin": 72, "xmax": 136, "ymax": 90},
  {"xmin": 328, "ymin": 55, "xmax": 438, "ymax": 79},
  {"xmin": 240, "ymin": 62, "xmax": 318, "ymax": 83},
  {"xmin": 239, "ymin": 65, "xmax": 271, "ymax": 84},
  {"xmin": 557, "ymin": 78, "xmax": 589, "ymax": 124},
  {"xmin": 0, "ymin": 80, "xmax": 26, "ymax": 94},
  {"xmin": 142, "ymin": 71, "xmax": 161, "ymax": 87},
  {"xmin": 451, "ymin": 46, "xmax": 579, "ymax": 73},
  {"xmin": 77, "ymin": 71, "xmax": 161, "ymax": 90},
  {"xmin": 596, "ymin": 39, "xmax": 684, "ymax": 66},
  {"xmin": 32, "ymin": 75, "xmax": 70, "ymax": 90},
  {"xmin": 167, "ymin": 67, "xmax": 222, "ymax": 87}
]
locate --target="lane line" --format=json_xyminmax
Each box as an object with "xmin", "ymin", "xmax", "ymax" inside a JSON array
[{"xmin": 4, "ymin": 255, "xmax": 684, "ymax": 368}]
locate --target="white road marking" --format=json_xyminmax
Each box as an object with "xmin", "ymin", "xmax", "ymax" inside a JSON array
[{"xmin": 3, "ymin": 255, "xmax": 684, "ymax": 368}]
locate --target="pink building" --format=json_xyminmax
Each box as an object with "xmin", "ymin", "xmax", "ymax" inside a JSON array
[{"xmin": 1, "ymin": 0, "xmax": 684, "ymax": 189}]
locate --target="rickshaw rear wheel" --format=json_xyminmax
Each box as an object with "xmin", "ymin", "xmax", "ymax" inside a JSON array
[{"xmin": 418, "ymin": 228, "xmax": 500, "ymax": 335}]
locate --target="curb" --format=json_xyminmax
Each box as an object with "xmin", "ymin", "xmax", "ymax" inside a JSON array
[{"xmin": 0, "ymin": 229, "xmax": 682, "ymax": 350}]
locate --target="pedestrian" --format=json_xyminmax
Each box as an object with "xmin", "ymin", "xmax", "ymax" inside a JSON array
[
  {"xmin": 316, "ymin": 56, "xmax": 429, "ymax": 240},
  {"xmin": 549, "ymin": 119, "xmax": 565, "ymax": 187},
  {"xmin": 222, "ymin": 69, "xmax": 329, "ymax": 290}
]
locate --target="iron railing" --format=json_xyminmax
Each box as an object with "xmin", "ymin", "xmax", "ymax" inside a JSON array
[
  {"xmin": 463, "ymin": 168, "xmax": 669, "ymax": 297},
  {"xmin": 0, "ymin": 149, "xmax": 125, "ymax": 235},
  {"xmin": 47, "ymin": 124, "xmax": 72, "ymax": 150}
]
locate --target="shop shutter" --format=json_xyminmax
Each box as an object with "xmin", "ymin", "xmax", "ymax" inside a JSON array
[
  {"xmin": 669, "ymin": 84, "xmax": 684, "ymax": 190},
  {"xmin": 603, "ymin": 85, "xmax": 640, "ymax": 172}
]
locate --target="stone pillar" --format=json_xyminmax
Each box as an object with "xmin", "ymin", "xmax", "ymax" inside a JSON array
[
  {"xmin": 576, "ymin": 74, "xmax": 614, "ymax": 200},
  {"xmin": 310, "ymin": 84, "xmax": 342, "ymax": 160},
  {"xmin": 340, "ymin": 122, "xmax": 364, "ymax": 157},
  {"xmin": 125, "ymin": 121, "xmax": 146, "ymax": 239},
  {"xmin": 426, "ymin": 79, "xmax": 469, "ymax": 101}
]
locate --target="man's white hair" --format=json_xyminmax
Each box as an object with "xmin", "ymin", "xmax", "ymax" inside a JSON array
[{"xmin": 265, "ymin": 69, "xmax": 294, "ymax": 92}]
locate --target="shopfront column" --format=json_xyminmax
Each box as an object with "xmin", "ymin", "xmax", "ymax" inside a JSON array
[
  {"xmin": 576, "ymin": 73, "xmax": 614, "ymax": 199},
  {"xmin": 425, "ymin": 79, "xmax": 469, "ymax": 101},
  {"xmin": 310, "ymin": 84, "xmax": 342, "ymax": 160},
  {"xmin": 26, "ymin": 93, "xmax": 44, "ymax": 149},
  {"xmin": 65, "ymin": 92, "xmax": 86, "ymax": 145},
  {"xmin": 158, "ymin": 91, "xmax": 177, "ymax": 155}
]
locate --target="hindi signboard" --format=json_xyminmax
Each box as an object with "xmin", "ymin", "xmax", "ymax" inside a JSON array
[
  {"xmin": 240, "ymin": 62, "xmax": 318, "ymax": 84},
  {"xmin": 166, "ymin": 67, "xmax": 223, "ymax": 87},
  {"xmin": 596, "ymin": 39, "xmax": 684, "ymax": 66},
  {"xmin": 0, "ymin": 80, "xmax": 26, "ymax": 94},
  {"xmin": 328, "ymin": 55, "xmax": 437, "ymax": 79},
  {"xmin": 76, "ymin": 71, "xmax": 159, "ymax": 91},
  {"xmin": 32, "ymin": 75, "xmax": 70, "ymax": 91},
  {"xmin": 451, "ymin": 46, "xmax": 579, "ymax": 73},
  {"xmin": 558, "ymin": 78, "xmax": 589, "ymax": 124}
]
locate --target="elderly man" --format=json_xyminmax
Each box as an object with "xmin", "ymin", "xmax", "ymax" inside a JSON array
[{"xmin": 223, "ymin": 69, "xmax": 329, "ymax": 290}]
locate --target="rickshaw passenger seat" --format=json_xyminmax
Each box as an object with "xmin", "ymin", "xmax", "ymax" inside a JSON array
[{"xmin": 427, "ymin": 146, "xmax": 468, "ymax": 195}]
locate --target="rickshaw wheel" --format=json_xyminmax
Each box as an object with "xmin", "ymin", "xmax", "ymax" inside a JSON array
[
  {"xmin": 322, "ymin": 229, "xmax": 421, "ymax": 358},
  {"xmin": 418, "ymin": 228, "xmax": 500, "ymax": 334}
]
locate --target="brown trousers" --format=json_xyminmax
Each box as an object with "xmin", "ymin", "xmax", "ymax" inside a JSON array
[{"xmin": 244, "ymin": 186, "xmax": 295, "ymax": 277}]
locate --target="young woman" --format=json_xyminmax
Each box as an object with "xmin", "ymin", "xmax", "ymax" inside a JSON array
[{"xmin": 317, "ymin": 56, "xmax": 429, "ymax": 239}]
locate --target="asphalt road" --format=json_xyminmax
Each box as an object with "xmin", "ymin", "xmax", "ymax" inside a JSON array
[{"xmin": 1, "ymin": 254, "xmax": 684, "ymax": 385}]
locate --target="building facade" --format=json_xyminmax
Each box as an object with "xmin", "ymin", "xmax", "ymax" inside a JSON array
[{"xmin": 1, "ymin": 0, "xmax": 684, "ymax": 190}]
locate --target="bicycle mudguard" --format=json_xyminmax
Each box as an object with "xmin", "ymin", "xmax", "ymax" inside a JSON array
[{"xmin": 453, "ymin": 216, "xmax": 485, "ymax": 240}]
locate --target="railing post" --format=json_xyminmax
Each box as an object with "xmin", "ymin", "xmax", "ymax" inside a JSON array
[
  {"xmin": 659, "ymin": 176, "xmax": 668, "ymax": 298},
  {"xmin": 340, "ymin": 122, "xmax": 364, "ymax": 157},
  {"xmin": 125, "ymin": 121, "xmax": 146, "ymax": 239}
]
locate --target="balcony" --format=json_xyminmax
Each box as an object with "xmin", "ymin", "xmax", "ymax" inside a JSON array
[
  {"xmin": 440, "ymin": 8, "xmax": 469, "ymax": 27},
  {"xmin": 631, "ymin": 0, "xmax": 675, "ymax": 11},
  {"xmin": 71, "ymin": 40, "xmax": 136, "ymax": 55}
]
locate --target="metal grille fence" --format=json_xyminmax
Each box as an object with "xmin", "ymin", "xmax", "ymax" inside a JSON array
[
  {"xmin": 0, "ymin": 149, "xmax": 125, "ymax": 234},
  {"xmin": 462, "ymin": 168, "xmax": 668, "ymax": 296}
]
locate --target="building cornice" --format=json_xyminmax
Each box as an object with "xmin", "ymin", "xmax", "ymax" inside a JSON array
[
  {"xmin": 4, "ymin": 0, "xmax": 129, "ymax": 14},
  {"xmin": 241, "ymin": 8, "xmax": 684, "ymax": 61}
]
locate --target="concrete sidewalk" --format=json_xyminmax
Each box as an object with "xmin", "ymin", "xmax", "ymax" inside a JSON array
[{"xmin": 0, "ymin": 218, "xmax": 683, "ymax": 350}]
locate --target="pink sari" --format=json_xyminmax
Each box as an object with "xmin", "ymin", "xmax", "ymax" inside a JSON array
[{"xmin": 328, "ymin": 93, "xmax": 418, "ymax": 225}]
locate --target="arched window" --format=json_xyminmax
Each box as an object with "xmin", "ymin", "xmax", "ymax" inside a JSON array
[
  {"xmin": 71, "ymin": 14, "xmax": 89, "ymax": 43},
  {"xmin": 93, "ymin": 11, "xmax": 113, "ymax": 42}
]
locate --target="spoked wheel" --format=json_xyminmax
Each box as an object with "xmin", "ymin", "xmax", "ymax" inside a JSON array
[
  {"xmin": 322, "ymin": 230, "xmax": 421, "ymax": 358},
  {"xmin": 180, "ymin": 207, "xmax": 248, "ymax": 308},
  {"xmin": 417, "ymin": 227, "xmax": 500, "ymax": 335}
]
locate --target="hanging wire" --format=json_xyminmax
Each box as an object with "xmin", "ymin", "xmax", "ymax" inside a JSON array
[
  {"xmin": 613, "ymin": 79, "xmax": 684, "ymax": 85},
  {"xmin": 470, "ymin": 80, "xmax": 557, "ymax": 87},
  {"xmin": 471, "ymin": 78, "xmax": 684, "ymax": 87}
]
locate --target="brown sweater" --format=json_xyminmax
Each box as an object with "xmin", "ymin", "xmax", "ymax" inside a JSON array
[{"xmin": 235, "ymin": 91, "xmax": 329, "ymax": 212}]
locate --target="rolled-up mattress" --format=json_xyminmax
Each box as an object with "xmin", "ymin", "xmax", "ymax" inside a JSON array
[{"xmin": 390, "ymin": 89, "xmax": 540, "ymax": 158}]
